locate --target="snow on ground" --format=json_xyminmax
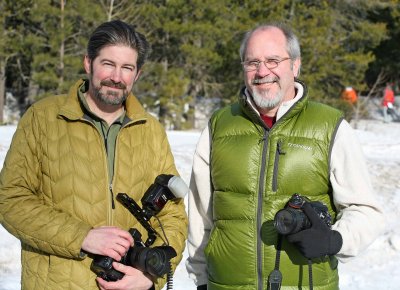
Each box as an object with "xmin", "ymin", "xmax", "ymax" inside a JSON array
[{"xmin": 0, "ymin": 119, "xmax": 399, "ymax": 289}]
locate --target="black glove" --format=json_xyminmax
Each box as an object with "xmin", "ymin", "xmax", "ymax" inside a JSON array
[
  {"xmin": 197, "ymin": 285, "xmax": 207, "ymax": 290},
  {"xmin": 286, "ymin": 202, "xmax": 343, "ymax": 259}
]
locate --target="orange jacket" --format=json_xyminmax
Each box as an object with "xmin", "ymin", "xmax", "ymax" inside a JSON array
[
  {"xmin": 341, "ymin": 87, "xmax": 358, "ymax": 104},
  {"xmin": 382, "ymin": 87, "xmax": 395, "ymax": 107}
]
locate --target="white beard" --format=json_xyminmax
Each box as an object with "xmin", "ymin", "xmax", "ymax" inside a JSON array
[{"xmin": 251, "ymin": 88, "xmax": 283, "ymax": 110}]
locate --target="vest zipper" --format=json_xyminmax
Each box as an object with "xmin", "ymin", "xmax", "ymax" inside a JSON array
[
  {"xmin": 272, "ymin": 140, "xmax": 286, "ymax": 192},
  {"xmin": 257, "ymin": 129, "xmax": 269, "ymax": 290}
]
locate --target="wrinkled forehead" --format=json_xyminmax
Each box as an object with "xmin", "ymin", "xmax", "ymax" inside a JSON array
[{"xmin": 245, "ymin": 28, "xmax": 288, "ymax": 60}]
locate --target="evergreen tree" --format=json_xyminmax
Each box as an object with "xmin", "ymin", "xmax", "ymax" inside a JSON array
[
  {"xmin": 0, "ymin": 0, "xmax": 7, "ymax": 123},
  {"xmin": 2, "ymin": 0, "xmax": 398, "ymax": 127},
  {"xmin": 0, "ymin": 0, "xmax": 35, "ymax": 121},
  {"xmin": 27, "ymin": 0, "xmax": 103, "ymax": 100},
  {"xmin": 366, "ymin": 0, "xmax": 400, "ymax": 93},
  {"xmin": 211, "ymin": 0, "xmax": 390, "ymax": 121},
  {"xmin": 133, "ymin": 0, "xmax": 248, "ymax": 129}
]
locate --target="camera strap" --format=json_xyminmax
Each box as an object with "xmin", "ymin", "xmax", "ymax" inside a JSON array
[
  {"xmin": 307, "ymin": 259, "xmax": 314, "ymax": 290},
  {"xmin": 268, "ymin": 235, "xmax": 315, "ymax": 290},
  {"xmin": 267, "ymin": 234, "xmax": 283, "ymax": 290}
]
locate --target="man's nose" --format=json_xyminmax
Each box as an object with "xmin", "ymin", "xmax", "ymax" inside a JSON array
[
  {"xmin": 257, "ymin": 61, "xmax": 272, "ymax": 76},
  {"xmin": 110, "ymin": 68, "xmax": 122, "ymax": 83}
]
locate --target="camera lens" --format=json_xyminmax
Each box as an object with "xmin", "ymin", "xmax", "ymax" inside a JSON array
[
  {"xmin": 125, "ymin": 246, "xmax": 176, "ymax": 278},
  {"xmin": 274, "ymin": 208, "xmax": 306, "ymax": 235},
  {"xmin": 145, "ymin": 248, "xmax": 170, "ymax": 277}
]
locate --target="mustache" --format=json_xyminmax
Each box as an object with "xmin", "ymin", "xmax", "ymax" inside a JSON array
[
  {"xmin": 252, "ymin": 76, "xmax": 278, "ymax": 85},
  {"xmin": 100, "ymin": 80, "xmax": 127, "ymax": 90}
]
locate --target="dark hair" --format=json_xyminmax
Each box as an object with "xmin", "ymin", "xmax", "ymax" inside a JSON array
[{"xmin": 87, "ymin": 20, "xmax": 150, "ymax": 70}]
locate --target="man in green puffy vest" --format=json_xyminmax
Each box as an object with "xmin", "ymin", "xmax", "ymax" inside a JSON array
[{"xmin": 186, "ymin": 22, "xmax": 384, "ymax": 290}]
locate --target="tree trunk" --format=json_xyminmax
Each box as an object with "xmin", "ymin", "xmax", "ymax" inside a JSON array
[
  {"xmin": 58, "ymin": 0, "xmax": 65, "ymax": 94},
  {"xmin": 353, "ymin": 69, "xmax": 387, "ymax": 129},
  {"xmin": 0, "ymin": 59, "xmax": 5, "ymax": 124}
]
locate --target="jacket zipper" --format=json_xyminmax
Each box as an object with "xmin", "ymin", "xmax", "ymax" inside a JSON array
[
  {"xmin": 102, "ymin": 126, "xmax": 116, "ymax": 209},
  {"xmin": 257, "ymin": 129, "xmax": 269, "ymax": 290},
  {"xmin": 79, "ymin": 118, "xmax": 112, "ymax": 212},
  {"xmin": 109, "ymin": 184, "xmax": 115, "ymax": 209},
  {"xmin": 272, "ymin": 140, "xmax": 285, "ymax": 192},
  {"xmin": 109, "ymin": 118, "xmax": 145, "ymax": 211},
  {"xmin": 100, "ymin": 123, "xmax": 120, "ymax": 211},
  {"xmin": 77, "ymin": 116, "xmax": 146, "ymax": 221}
]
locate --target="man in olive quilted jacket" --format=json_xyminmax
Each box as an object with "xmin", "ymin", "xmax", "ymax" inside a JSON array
[{"xmin": 0, "ymin": 20, "xmax": 187, "ymax": 290}]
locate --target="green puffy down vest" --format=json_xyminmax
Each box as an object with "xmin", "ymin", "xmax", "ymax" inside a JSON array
[{"xmin": 207, "ymin": 87, "xmax": 343, "ymax": 290}]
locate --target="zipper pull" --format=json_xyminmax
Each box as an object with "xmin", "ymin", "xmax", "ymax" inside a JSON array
[
  {"xmin": 277, "ymin": 140, "xmax": 286, "ymax": 155},
  {"xmin": 110, "ymin": 184, "xmax": 115, "ymax": 209}
]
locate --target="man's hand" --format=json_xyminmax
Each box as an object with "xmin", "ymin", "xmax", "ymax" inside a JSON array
[
  {"xmin": 82, "ymin": 226, "xmax": 134, "ymax": 261},
  {"xmin": 286, "ymin": 202, "xmax": 343, "ymax": 259},
  {"xmin": 96, "ymin": 262, "xmax": 154, "ymax": 290}
]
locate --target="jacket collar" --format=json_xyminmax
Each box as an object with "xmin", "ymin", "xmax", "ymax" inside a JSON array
[{"xmin": 58, "ymin": 79, "xmax": 148, "ymax": 124}]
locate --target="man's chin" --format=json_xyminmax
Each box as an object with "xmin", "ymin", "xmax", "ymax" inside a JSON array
[
  {"xmin": 97, "ymin": 93, "xmax": 127, "ymax": 106},
  {"xmin": 252, "ymin": 92, "xmax": 282, "ymax": 109},
  {"xmin": 252, "ymin": 89, "xmax": 273, "ymax": 101}
]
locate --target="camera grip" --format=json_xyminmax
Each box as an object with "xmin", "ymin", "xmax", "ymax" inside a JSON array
[{"xmin": 91, "ymin": 255, "xmax": 124, "ymax": 281}]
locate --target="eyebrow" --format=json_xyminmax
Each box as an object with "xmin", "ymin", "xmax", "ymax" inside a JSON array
[
  {"xmin": 100, "ymin": 58, "xmax": 137, "ymax": 69},
  {"xmin": 100, "ymin": 58, "xmax": 136, "ymax": 68},
  {"xmin": 245, "ymin": 54, "xmax": 285, "ymax": 61}
]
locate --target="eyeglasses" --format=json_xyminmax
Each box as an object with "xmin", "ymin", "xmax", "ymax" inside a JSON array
[{"xmin": 241, "ymin": 57, "xmax": 291, "ymax": 72}]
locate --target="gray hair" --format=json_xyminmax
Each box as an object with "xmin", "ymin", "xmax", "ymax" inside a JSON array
[
  {"xmin": 87, "ymin": 20, "xmax": 150, "ymax": 70},
  {"xmin": 239, "ymin": 22, "xmax": 301, "ymax": 62}
]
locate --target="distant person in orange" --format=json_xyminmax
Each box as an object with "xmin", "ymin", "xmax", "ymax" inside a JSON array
[
  {"xmin": 382, "ymin": 84, "xmax": 395, "ymax": 122},
  {"xmin": 341, "ymin": 86, "xmax": 358, "ymax": 104}
]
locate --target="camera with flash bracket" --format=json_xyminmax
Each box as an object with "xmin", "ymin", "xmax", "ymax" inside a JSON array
[{"xmin": 90, "ymin": 174, "xmax": 188, "ymax": 282}]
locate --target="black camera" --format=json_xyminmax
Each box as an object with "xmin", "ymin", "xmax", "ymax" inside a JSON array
[
  {"xmin": 91, "ymin": 227, "xmax": 177, "ymax": 281},
  {"xmin": 90, "ymin": 174, "xmax": 188, "ymax": 282},
  {"xmin": 273, "ymin": 193, "xmax": 332, "ymax": 235}
]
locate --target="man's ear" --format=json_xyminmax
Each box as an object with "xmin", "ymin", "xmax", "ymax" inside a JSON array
[
  {"xmin": 83, "ymin": 55, "xmax": 91, "ymax": 74},
  {"xmin": 293, "ymin": 58, "xmax": 301, "ymax": 78},
  {"xmin": 133, "ymin": 69, "xmax": 142, "ymax": 83}
]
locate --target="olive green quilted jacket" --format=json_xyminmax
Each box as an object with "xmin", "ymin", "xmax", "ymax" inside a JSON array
[{"xmin": 0, "ymin": 79, "xmax": 188, "ymax": 290}]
